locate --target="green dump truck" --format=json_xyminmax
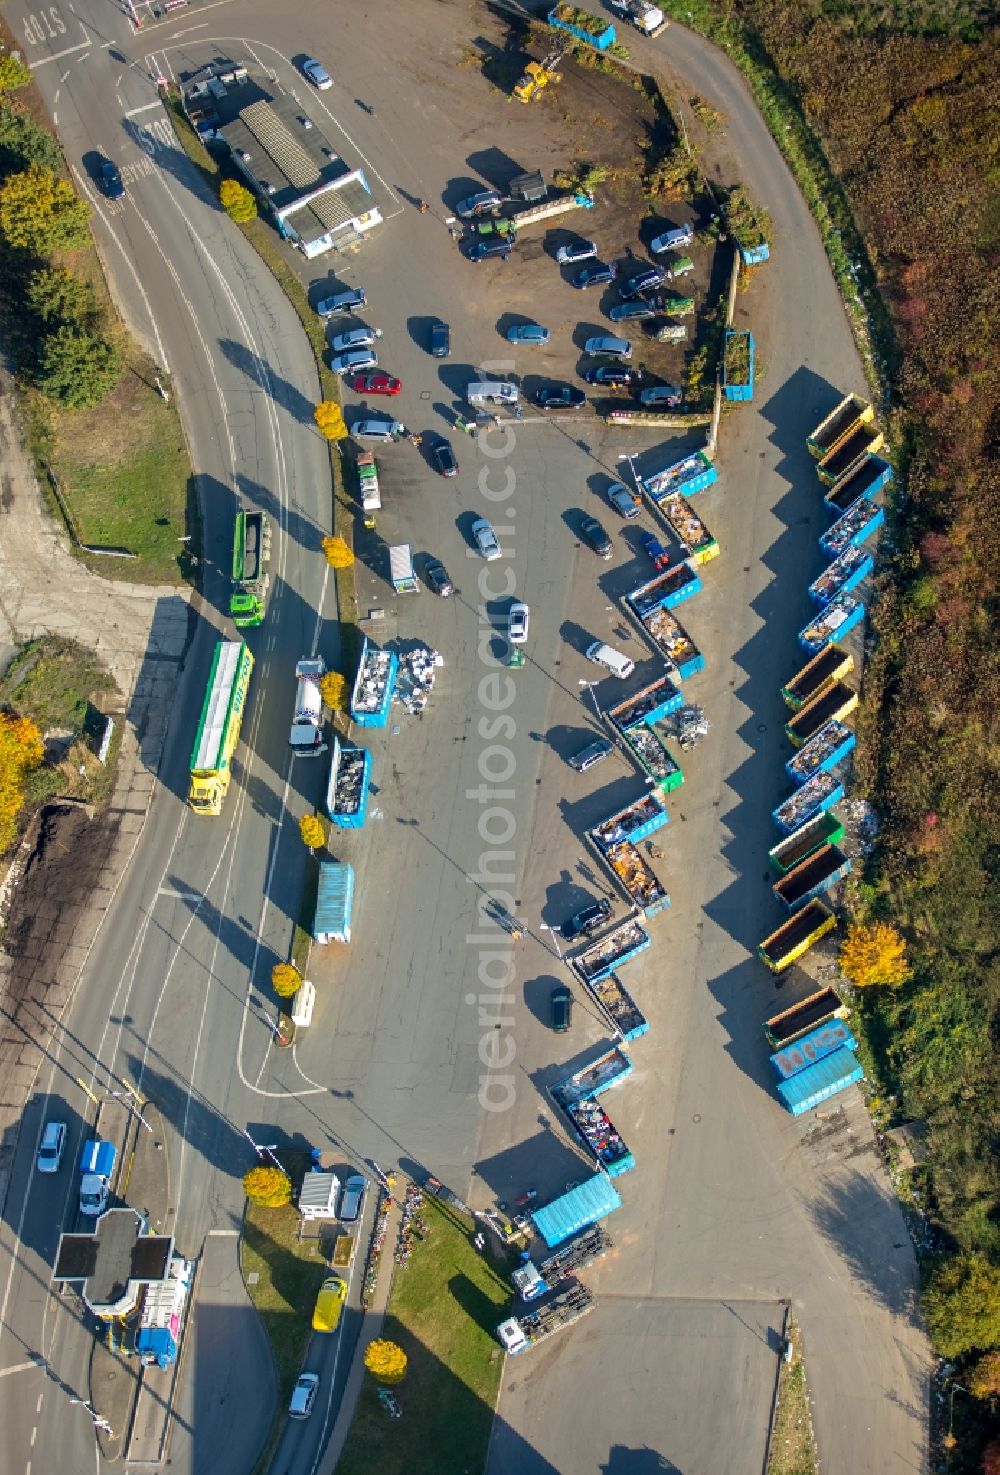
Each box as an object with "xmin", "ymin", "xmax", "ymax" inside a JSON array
[{"xmin": 230, "ymin": 509, "xmax": 271, "ymax": 628}]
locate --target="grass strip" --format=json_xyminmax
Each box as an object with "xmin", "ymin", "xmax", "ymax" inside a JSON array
[
  {"xmin": 335, "ymin": 1195, "xmax": 514, "ymax": 1475},
  {"xmin": 240, "ymin": 1151, "xmax": 328, "ymax": 1475},
  {"xmin": 766, "ymin": 1317, "xmax": 817, "ymax": 1475},
  {"xmin": 657, "ymin": 0, "xmax": 896, "ymax": 397}
]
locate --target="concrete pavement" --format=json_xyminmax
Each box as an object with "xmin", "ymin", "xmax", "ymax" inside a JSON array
[{"xmin": 0, "ymin": 4, "xmax": 930, "ymax": 1474}]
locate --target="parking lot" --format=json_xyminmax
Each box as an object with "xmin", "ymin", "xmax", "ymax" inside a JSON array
[{"xmin": 183, "ymin": 2, "xmax": 928, "ymax": 1467}]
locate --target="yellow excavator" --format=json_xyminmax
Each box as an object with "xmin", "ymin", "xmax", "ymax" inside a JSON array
[{"xmin": 513, "ymin": 49, "xmax": 565, "ymax": 103}]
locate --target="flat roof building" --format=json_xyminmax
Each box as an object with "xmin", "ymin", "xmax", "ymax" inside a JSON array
[{"xmin": 183, "ymin": 61, "xmax": 382, "ymax": 257}]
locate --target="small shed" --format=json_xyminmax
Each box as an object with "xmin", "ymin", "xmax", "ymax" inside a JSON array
[
  {"xmin": 509, "ymin": 170, "xmax": 546, "ymax": 203},
  {"xmin": 298, "ymin": 1170, "xmax": 341, "ymax": 1221}
]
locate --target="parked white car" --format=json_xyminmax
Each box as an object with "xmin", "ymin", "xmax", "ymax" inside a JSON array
[
  {"xmin": 507, "ymin": 601, "xmax": 530, "ymax": 644},
  {"xmin": 471, "ymin": 518, "xmax": 502, "ymax": 561}
]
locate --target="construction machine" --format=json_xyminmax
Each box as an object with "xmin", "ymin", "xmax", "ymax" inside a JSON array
[{"xmin": 513, "ymin": 49, "xmax": 565, "ymax": 103}]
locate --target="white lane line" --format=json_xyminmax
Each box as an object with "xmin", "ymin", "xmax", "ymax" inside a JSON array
[
  {"xmin": 30, "ymin": 1428, "xmax": 37, "ymax": 1447},
  {"xmin": 27, "ymin": 41, "xmax": 89, "ymax": 66},
  {"xmin": 36, "ymin": 1392, "xmax": 43, "ymax": 1412},
  {"xmin": 70, "ymin": 168, "xmax": 169, "ymax": 371},
  {"xmin": 0, "ymin": 1362, "xmax": 41, "ymax": 1380},
  {"xmin": 124, "ymin": 100, "xmax": 162, "ymax": 118},
  {"xmin": 157, "ymin": 886, "xmax": 203, "ymax": 901}
]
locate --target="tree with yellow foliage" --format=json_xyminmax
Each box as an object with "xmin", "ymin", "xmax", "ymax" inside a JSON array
[
  {"xmin": 839, "ymin": 921, "xmax": 910, "ymax": 989},
  {"xmin": 0, "ymin": 163, "xmax": 90, "ymax": 253},
  {"xmin": 219, "ymin": 177, "xmax": 257, "ymax": 223},
  {"xmin": 322, "ymin": 536, "xmax": 354, "ymax": 569},
  {"xmin": 314, "ymin": 401, "xmax": 347, "ymax": 441},
  {"xmin": 299, "ymin": 813, "xmax": 326, "ymax": 851},
  {"xmin": 271, "ymin": 963, "xmax": 302, "ymax": 999},
  {"xmin": 242, "ymin": 1164, "xmax": 292, "ymax": 1208},
  {"xmin": 364, "ymin": 1338, "xmax": 407, "ymax": 1384},
  {"xmin": 0, "ymin": 713, "xmax": 44, "ymax": 853},
  {"xmin": 319, "ymin": 671, "xmax": 346, "ymax": 712}
]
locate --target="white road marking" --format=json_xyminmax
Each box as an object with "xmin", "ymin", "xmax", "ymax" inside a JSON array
[
  {"xmin": 70, "ymin": 167, "xmax": 169, "ymax": 371},
  {"xmin": 0, "ymin": 1362, "xmax": 41, "ymax": 1380},
  {"xmin": 28, "ymin": 40, "xmax": 88, "ymax": 66},
  {"xmin": 124, "ymin": 100, "xmax": 162, "ymax": 118},
  {"xmin": 207, "ymin": 1228, "xmax": 239, "ymax": 1236}
]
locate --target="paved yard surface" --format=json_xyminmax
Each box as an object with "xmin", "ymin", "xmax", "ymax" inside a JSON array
[{"xmin": 490, "ymin": 1296, "xmax": 787, "ymax": 1475}]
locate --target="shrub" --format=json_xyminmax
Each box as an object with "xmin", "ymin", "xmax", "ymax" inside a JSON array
[
  {"xmin": 364, "ymin": 1339, "xmax": 408, "ymax": 1384},
  {"xmin": 839, "ymin": 921, "xmax": 910, "ymax": 989},
  {"xmin": 923, "ymin": 1253, "xmax": 1000, "ymax": 1359},
  {"xmin": 0, "ymin": 105, "xmax": 63, "ymax": 176},
  {"xmin": 322, "ymin": 535, "xmax": 354, "ymax": 569},
  {"xmin": 242, "ymin": 1164, "xmax": 292, "ymax": 1209},
  {"xmin": 0, "ymin": 55, "xmax": 32, "ymax": 96},
  {"xmin": 35, "ymin": 326, "xmax": 122, "ymax": 408},
  {"xmin": 26, "ymin": 266, "xmax": 98, "ymax": 327},
  {"xmin": 219, "ymin": 177, "xmax": 257, "ymax": 223},
  {"xmin": 271, "ymin": 963, "xmax": 301, "ymax": 999},
  {"xmin": 299, "ymin": 814, "xmax": 326, "ymax": 851},
  {"xmin": 0, "ymin": 162, "xmax": 90, "ymax": 252}
]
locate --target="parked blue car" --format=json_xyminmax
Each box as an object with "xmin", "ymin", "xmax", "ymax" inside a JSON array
[
  {"xmin": 573, "ymin": 261, "xmax": 616, "ymax": 289},
  {"xmin": 506, "ymin": 323, "xmax": 551, "ymax": 346}
]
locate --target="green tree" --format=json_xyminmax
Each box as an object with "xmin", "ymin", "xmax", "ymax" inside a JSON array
[
  {"xmin": 0, "ymin": 163, "xmax": 90, "ymax": 252},
  {"xmin": 0, "ymin": 55, "xmax": 32, "ymax": 96},
  {"xmin": 0, "ymin": 105, "xmax": 62, "ymax": 177},
  {"xmin": 242, "ymin": 1164, "xmax": 292, "ymax": 1209},
  {"xmin": 26, "ymin": 266, "xmax": 97, "ymax": 327},
  {"xmin": 36, "ymin": 326, "xmax": 122, "ymax": 408},
  {"xmin": 219, "ymin": 177, "xmax": 257, "ymax": 223},
  {"xmin": 271, "ymin": 963, "xmax": 302, "ymax": 999},
  {"xmin": 923, "ymin": 1253, "xmax": 1000, "ymax": 1359}
]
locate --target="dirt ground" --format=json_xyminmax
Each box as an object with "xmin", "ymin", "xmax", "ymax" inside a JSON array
[
  {"xmin": 1, "ymin": 804, "xmax": 121, "ymax": 1001},
  {"xmin": 420, "ymin": 2, "xmax": 734, "ymax": 401}
]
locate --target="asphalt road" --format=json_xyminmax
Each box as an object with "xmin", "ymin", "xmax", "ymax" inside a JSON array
[
  {"xmin": 0, "ymin": 4, "xmax": 334, "ymax": 1472},
  {"xmin": 0, "ymin": 2, "xmax": 928, "ymax": 1474}
]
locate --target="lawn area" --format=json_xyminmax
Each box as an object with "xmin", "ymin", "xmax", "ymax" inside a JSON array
[
  {"xmin": 240, "ymin": 1168, "xmax": 329, "ymax": 1431},
  {"xmin": 336, "ymin": 1195, "xmax": 513, "ymax": 1475},
  {"xmin": 767, "ymin": 1317, "xmax": 817, "ymax": 1475},
  {"xmin": 0, "ymin": 635, "xmax": 121, "ymax": 824},
  {"xmin": 25, "ymin": 347, "xmax": 195, "ymax": 585}
]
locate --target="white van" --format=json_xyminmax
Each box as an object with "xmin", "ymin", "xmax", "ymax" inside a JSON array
[
  {"xmin": 586, "ymin": 641, "xmax": 635, "ymax": 679},
  {"xmin": 467, "ymin": 380, "xmax": 519, "ymax": 407}
]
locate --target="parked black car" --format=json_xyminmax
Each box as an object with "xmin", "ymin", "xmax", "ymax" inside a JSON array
[
  {"xmin": 562, "ymin": 898, "xmax": 614, "ymax": 939},
  {"xmin": 430, "ymin": 320, "xmax": 450, "ymax": 357},
  {"xmin": 550, "ymin": 984, "xmax": 573, "ymax": 1032},
  {"xmin": 425, "ymin": 559, "xmax": 454, "ymax": 596},
  {"xmin": 535, "ymin": 383, "xmax": 586, "ymax": 409},
  {"xmin": 580, "ymin": 515, "xmax": 613, "ymax": 559}
]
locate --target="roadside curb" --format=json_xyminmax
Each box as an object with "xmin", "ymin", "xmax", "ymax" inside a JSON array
[{"xmin": 318, "ymin": 1195, "xmax": 402, "ymax": 1475}]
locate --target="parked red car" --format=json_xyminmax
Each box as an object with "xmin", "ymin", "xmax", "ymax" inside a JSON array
[{"xmin": 350, "ymin": 372, "xmax": 402, "ymax": 396}]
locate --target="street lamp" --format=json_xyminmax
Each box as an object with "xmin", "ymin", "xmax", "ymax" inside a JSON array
[
  {"xmin": 539, "ymin": 922, "xmax": 564, "ymax": 962},
  {"xmin": 242, "ymin": 1130, "xmax": 284, "ymax": 1172},
  {"xmin": 617, "ymin": 452, "xmax": 642, "ymax": 496},
  {"xmin": 578, "ymin": 679, "xmax": 601, "ymax": 720},
  {"xmin": 69, "ymin": 1399, "xmax": 114, "ymax": 1436}
]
